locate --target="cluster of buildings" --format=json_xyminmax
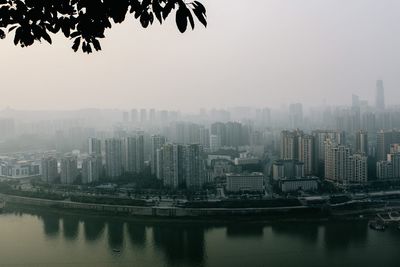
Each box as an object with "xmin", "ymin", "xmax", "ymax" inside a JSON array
[
  {"xmin": 273, "ymin": 129, "xmax": 368, "ymax": 192},
  {"xmin": 4, "ymin": 80, "xmax": 400, "ymax": 195}
]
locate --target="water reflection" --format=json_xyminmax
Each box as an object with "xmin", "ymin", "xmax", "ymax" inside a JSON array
[
  {"xmin": 82, "ymin": 217, "xmax": 106, "ymax": 242},
  {"xmin": 127, "ymin": 222, "xmax": 146, "ymax": 248},
  {"xmin": 62, "ymin": 215, "xmax": 80, "ymax": 240},
  {"xmin": 152, "ymin": 223, "xmax": 206, "ymax": 266},
  {"xmin": 3, "ymin": 207, "xmax": 381, "ymax": 267},
  {"xmin": 270, "ymin": 222, "xmax": 319, "ymax": 244},
  {"xmin": 40, "ymin": 213, "xmax": 60, "ymax": 237},
  {"xmin": 226, "ymin": 223, "xmax": 264, "ymax": 238},
  {"xmin": 324, "ymin": 221, "xmax": 368, "ymax": 251},
  {"xmin": 107, "ymin": 220, "xmax": 124, "ymax": 250}
]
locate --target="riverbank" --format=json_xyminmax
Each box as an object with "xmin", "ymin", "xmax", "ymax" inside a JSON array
[{"xmin": 1, "ymin": 192, "xmax": 392, "ymax": 223}]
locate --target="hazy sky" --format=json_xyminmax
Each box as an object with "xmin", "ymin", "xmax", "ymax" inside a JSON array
[{"xmin": 1, "ymin": 0, "xmax": 400, "ymax": 111}]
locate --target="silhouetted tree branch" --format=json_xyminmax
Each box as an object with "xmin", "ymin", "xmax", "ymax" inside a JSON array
[{"xmin": 0, "ymin": 0, "xmax": 207, "ymax": 53}]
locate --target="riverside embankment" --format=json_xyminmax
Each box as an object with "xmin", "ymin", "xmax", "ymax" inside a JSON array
[{"xmin": 0, "ymin": 193, "xmax": 332, "ymax": 219}]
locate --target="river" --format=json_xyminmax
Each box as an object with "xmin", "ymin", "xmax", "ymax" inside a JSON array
[{"xmin": 0, "ymin": 207, "xmax": 399, "ymax": 267}]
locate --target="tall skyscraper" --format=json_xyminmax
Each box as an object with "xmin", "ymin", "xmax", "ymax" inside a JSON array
[
  {"xmin": 280, "ymin": 130, "xmax": 314, "ymax": 176},
  {"xmin": 135, "ymin": 134, "xmax": 145, "ymax": 173},
  {"xmin": 184, "ymin": 144, "xmax": 205, "ymax": 189},
  {"xmin": 376, "ymin": 79, "xmax": 385, "ymax": 111},
  {"xmin": 199, "ymin": 127, "xmax": 210, "ymax": 149},
  {"xmin": 158, "ymin": 143, "xmax": 205, "ymax": 189},
  {"xmin": 150, "ymin": 135, "xmax": 166, "ymax": 176},
  {"xmin": 122, "ymin": 136, "xmax": 137, "ymax": 173},
  {"xmin": 160, "ymin": 143, "xmax": 184, "ymax": 188},
  {"xmin": 131, "ymin": 109, "xmax": 138, "ymax": 123},
  {"xmin": 105, "ymin": 138, "xmax": 123, "ymax": 179},
  {"xmin": 324, "ymin": 141, "xmax": 351, "ymax": 184},
  {"xmin": 211, "ymin": 122, "xmax": 227, "ymax": 146},
  {"xmin": 377, "ymin": 152, "xmax": 400, "ymax": 180},
  {"xmin": 280, "ymin": 130, "xmax": 302, "ymax": 160},
  {"xmin": 140, "ymin": 109, "xmax": 147, "ymax": 124},
  {"xmin": 149, "ymin": 108, "xmax": 156, "ymax": 123},
  {"xmin": 82, "ymin": 155, "xmax": 101, "ymax": 184},
  {"xmin": 60, "ymin": 155, "xmax": 78, "ymax": 184},
  {"xmin": 355, "ymin": 130, "xmax": 368, "ymax": 155},
  {"xmin": 352, "ymin": 94, "xmax": 360, "ymax": 108},
  {"xmin": 312, "ymin": 130, "xmax": 345, "ymax": 176},
  {"xmin": 376, "ymin": 130, "xmax": 400, "ymax": 161},
  {"xmin": 156, "ymin": 148, "xmax": 164, "ymax": 180},
  {"xmin": 88, "ymin": 137, "xmax": 102, "ymax": 155},
  {"xmin": 349, "ymin": 154, "xmax": 368, "ymax": 184},
  {"xmin": 41, "ymin": 156, "xmax": 58, "ymax": 183},
  {"xmin": 209, "ymin": 134, "xmax": 221, "ymax": 152},
  {"xmin": 298, "ymin": 134, "xmax": 314, "ymax": 176},
  {"xmin": 122, "ymin": 111, "xmax": 129, "ymax": 123}
]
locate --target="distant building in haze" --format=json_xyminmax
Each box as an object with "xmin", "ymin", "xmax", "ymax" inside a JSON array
[{"xmin": 376, "ymin": 80, "xmax": 385, "ymax": 111}]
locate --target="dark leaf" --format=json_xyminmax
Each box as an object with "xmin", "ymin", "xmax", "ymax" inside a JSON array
[
  {"xmin": 163, "ymin": 0, "xmax": 176, "ymax": 20},
  {"xmin": 8, "ymin": 26, "xmax": 18, "ymax": 33},
  {"xmin": 42, "ymin": 30, "xmax": 52, "ymax": 44},
  {"xmin": 72, "ymin": 37, "xmax": 80, "ymax": 52},
  {"xmin": 14, "ymin": 27, "xmax": 22, "ymax": 45},
  {"xmin": 92, "ymin": 38, "xmax": 101, "ymax": 51},
  {"xmin": 188, "ymin": 10, "xmax": 194, "ymax": 30},
  {"xmin": 152, "ymin": 0, "xmax": 163, "ymax": 23},
  {"xmin": 192, "ymin": 4, "xmax": 207, "ymax": 27},
  {"xmin": 175, "ymin": 5, "xmax": 188, "ymax": 33}
]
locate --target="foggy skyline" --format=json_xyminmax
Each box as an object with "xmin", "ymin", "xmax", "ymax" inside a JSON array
[{"xmin": 1, "ymin": 0, "xmax": 400, "ymax": 111}]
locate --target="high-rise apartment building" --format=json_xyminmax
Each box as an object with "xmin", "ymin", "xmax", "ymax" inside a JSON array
[
  {"xmin": 135, "ymin": 134, "xmax": 145, "ymax": 173},
  {"xmin": 105, "ymin": 138, "xmax": 123, "ymax": 179},
  {"xmin": 82, "ymin": 155, "xmax": 101, "ymax": 183},
  {"xmin": 199, "ymin": 127, "xmax": 210, "ymax": 149},
  {"xmin": 140, "ymin": 109, "xmax": 147, "ymax": 124},
  {"xmin": 312, "ymin": 130, "xmax": 345, "ymax": 176},
  {"xmin": 122, "ymin": 111, "xmax": 129, "ymax": 123},
  {"xmin": 131, "ymin": 109, "xmax": 138, "ymax": 123},
  {"xmin": 88, "ymin": 137, "xmax": 102, "ymax": 155},
  {"xmin": 60, "ymin": 155, "xmax": 78, "ymax": 184},
  {"xmin": 280, "ymin": 130, "xmax": 302, "ymax": 160},
  {"xmin": 298, "ymin": 134, "xmax": 314, "ymax": 176},
  {"xmin": 377, "ymin": 152, "xmax": 400, "ymax": 180},
  {"xmin": 349, "ymin": 154, "xmax": 368, "ymax": 184},
  {"xmin": 122, "ymin": 136, "xmax": 137, "ymax": 173},
  {"xmin": 184, "ymin": 144, "xmax": 205, "ymax": 188},
  {"xmin": 209, "ymin": 134, "xmax": 221, "ymax": 152},
  {"xmin": 355, "ymin": 130, "xmax": 368, "ymax": 155},
  {"xmin": 158, "ymin": 143, "xmax": 205, "ymax": 189},
  {"xmin": 211, "ymin": 122, "xmax": 227, "ymax": 147},
  {"xmin": 160, "ymin": 143, "xmax": 184, "ymax": 188},
  {"xmin": 324, "ymin": 140, "xmax": 351, "ymax": 184},
  {"xmin": 150, "ymin": 135, "xmax": 166, "ymax": 176},
  {"xmin": 376, "ymin": 130, "xmax": 400, "ymax": 161},
  {"xmin": 41, "ymin": 156, "xmax": 58, "ymax": 183}
]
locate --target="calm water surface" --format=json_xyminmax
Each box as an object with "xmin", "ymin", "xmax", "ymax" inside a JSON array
[{"xmin": 0, "ymin": 208, "xmax": 399, "ymax": 267}]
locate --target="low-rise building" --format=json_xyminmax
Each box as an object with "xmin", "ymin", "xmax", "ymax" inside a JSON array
[
  {"xmin": 280, "ymin": 177, "xmax": 319, "ymax": 193},
  {"xmin": 226, "ymin": 172, "xmax": 264, "ymax": 192}
]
